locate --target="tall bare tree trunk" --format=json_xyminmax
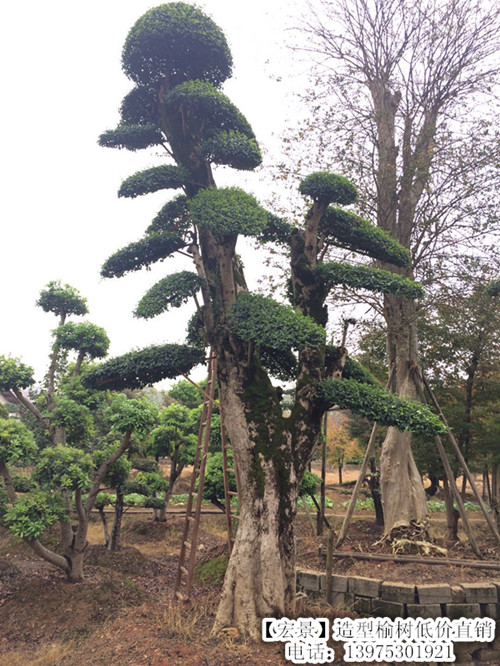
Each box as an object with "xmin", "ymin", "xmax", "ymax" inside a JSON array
[{"xmin": 380, "ymin": 295, "xmax": 428, "ymax": 535}]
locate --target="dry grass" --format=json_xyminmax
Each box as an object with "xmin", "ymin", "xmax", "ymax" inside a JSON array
[
  {"xmin": 0, "ymin": 640, "xmax": 77, "ymax": 666},
  {"xmin": 200, "ymin": 513, "xmax": 231, "ymax": 539},
  {"xmin": 163, "ymin": 596, "xmax": 216, "ymax": 642}
]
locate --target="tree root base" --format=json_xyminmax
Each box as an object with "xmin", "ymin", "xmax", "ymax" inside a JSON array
[{"xmin": 376, "ymin": 521, "xmax": 447, "ymax": 556}]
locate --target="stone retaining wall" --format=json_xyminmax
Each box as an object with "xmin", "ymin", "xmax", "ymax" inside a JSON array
[
  {"xmin": 297, "ymin": 569, "xmax": 500, "ymax": 620},
  {"xmin": 297, "ymin": 570, "xmax": 500, "ymax": 663}
]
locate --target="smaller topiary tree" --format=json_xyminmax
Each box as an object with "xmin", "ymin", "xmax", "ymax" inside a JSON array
[
  {"xmin": 167, "ymin": 378, "xmax": 205, "ymax": 410},
  {"xmin": 201, "ymin": 451, "xmax": 238, "ymax": 513},
  {"xmin": 1, "ymin": 395, "xmax": 157, "ymax": 580},
  {"xmin": 149, "ymin": 402, "xmax": 197, "ymax": 518},
  {"xmin": 132, "ymin": 470, "xmax": 168, "ymax": 521},
  {"xmin": 94, "ymin": 492, "xmax": 115, "ymax": 546},
  {"xmin": 93, "ymin": 445, "xmax": 132, "ymax": 552}
]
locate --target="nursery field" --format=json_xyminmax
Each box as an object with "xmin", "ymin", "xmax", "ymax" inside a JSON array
[{"xmin": 0, "ymin": 464, "xmax": 497, "ymax": 666}]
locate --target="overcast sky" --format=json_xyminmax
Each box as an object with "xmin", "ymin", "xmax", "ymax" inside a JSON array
[{"xmin": 0, "ymin": 0, "xmax": 310, "ymax": 387}]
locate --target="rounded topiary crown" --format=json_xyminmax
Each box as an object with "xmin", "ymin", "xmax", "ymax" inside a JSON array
[
  {"xmin": 122, "ymin": 3, "xmax": 233, "ymax": 88},
  {"xmin": 299, "ymin": 172, "xmax": 358, "ymax": 206}
]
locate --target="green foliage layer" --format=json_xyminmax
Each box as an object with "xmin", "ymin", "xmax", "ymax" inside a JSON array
[
  {"xmin": 34, "ymin": 445, "xmax": 93, "ymax": 491},
  {"xmin": 321, "ymin": 207, "xmax": 411, "ymax": 267},
  {"xmin": 164, "ymin": 80, "xmax": 253, "ymax": 137},
  {"xmin": 257, "ymin": 214, "xmax": 294, "ymax": 246},
  {"xmin": 201, "ymin": 130, "xmax": 261, "ymax": 170},
  {"xmin": 118, "ymin": 165, "xmax": 189, "ymax": 198},
  {"xmin": 83, "ymin": 344, "xmax": 205, "ymax": 391},
  {"xmin": 94, "ymin": 443, "xmax": 132, "ymax": 489},
  {"xmin": 146, "ymin": 195, "xmax": 190, "ymax": 234},
  {"xmin": 317, "ymin": 379, "xmax": 446, "ymax": 437},
  {"xmin": 229, "ymin": 293, "xmax": 325, "ymax": 351},
  {"xmin": 201, "ymin": 451, "xmax": 237, "ymax": 504},
  {"xmin": 299, "ymin": 469, "xmax": 321, "ymax": 496},
  {"xmin": 120, "ymin": 86, "xmax": 159, "ymax": 125},
  {"xmin": 342, "ymin": 357, "xmax": 380, "ymax": 386},
  {"xmin": 106, "ymin": 394, "xmax": 159, "ymax": 436},
  {"xmin": 5, "ymin": 491, "xmax": 67, "ymax": 540},
  {"xmin": 37, "ymin": 281, "xmax": 88, "ymax": 318},
  {"xmin": 0, "ymin": 356, "xmax": 35, "ymax": 391},
  {"xmin": 53, "ymin": 322, "xmax": 110, "ymax": 359},
  {"xmin": 101, "ymin": 232, "xmax": 185, "ymax": 278},
  {"xmin": 122, "ymin": 3, "xmax": 233, "ymax": 88},
  {"xmin": 484, "ymin": 279, "xmax": 500, "ymax": 297},
  {"xmin": 299, "ymin": 172, "xmax": 358, "ymax": 205},
  {"xmin": 188, "ymin": 187, "xmax": 268, "ymax": 236},
  {"xmin": 315, "ymin": 262, "xmax": 424, "ymax": 299},
  {"xmin": 259, "ymin": 346, "xmax": 298, "ymax": 381},
  {"xmin": 134, "ymin": 271, "xmax": 203, "ymax": 319},
  {"xmin": 0, "ymin": 418, "xmax": 37, "ymax": 464},
  {"xmin": 98, "ymin": 123, "xmax": 164, "ymax": 151}
]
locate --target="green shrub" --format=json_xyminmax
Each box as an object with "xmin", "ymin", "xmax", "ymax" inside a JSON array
[{"xmin": 11, "ymin": 475, "xmax": 36, "ymax": 493}]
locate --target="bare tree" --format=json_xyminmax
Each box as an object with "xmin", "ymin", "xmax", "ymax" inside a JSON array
[{"xmin": 296, "ymin": 0, "xmax": 500, "ymax": 535}]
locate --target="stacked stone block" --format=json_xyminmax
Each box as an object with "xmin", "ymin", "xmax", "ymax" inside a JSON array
[
  {"xmin": 296, "ymin": 570, "xmax": 500, "ymax": 621},
  {"xmin": 296, "ymin": 571, "xmax": 500, "ymax": 663}
]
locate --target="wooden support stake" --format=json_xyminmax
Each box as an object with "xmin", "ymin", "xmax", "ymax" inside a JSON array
[
  {"xmin": 335, "ymin": 422, "xmax": 379, "ymax": 548},
  {"xmin": 330, "ymin": 550, "xmax": 500, "ymax": 570},
  {"xmin": 422, "ymin": 372, "xmax": 500, "ymax": 546},
  {"xmin": 318, "ymin": 412, "xmax": 327, "ymax": 536},
  {"xmin": 335, "ymin": 369, "xmax": 394, "ymax": 548},
  {"xmin": 325, "ymin": 529, "xmax": 334, "ymax": 604},
  {"xmin": 412, "ymin": 373, "xmax": 482, "ymax": 558}
]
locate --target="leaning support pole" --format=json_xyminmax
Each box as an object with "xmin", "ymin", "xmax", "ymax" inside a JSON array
[
  {"xmin": 335, "ymin": 368, "xmax": 394, "ymax": 548},
  {"xmin": 329, "ymin": 550, "xmax": 500, "ymax": 570},
  {"xmin": 335, "ymin": 421, "xmax": 379, "ymax": 548},
  {"xmin": 421, "ymin": 371, "xmax": 500, "ymax": 547},
  {"xmin": 317, "ymin": 412, "xmax": 328, "ymax": 536},
  {"xmin": 434, "ymin": 435, "xmax": 482, "ymax": 558},
  {"xmin": 325, "ymin": 528, "xmax": 334, "ymax": 604},
  {"xmin": 412, "ymin": 372, "xmax": 482, "ymax": 558}
]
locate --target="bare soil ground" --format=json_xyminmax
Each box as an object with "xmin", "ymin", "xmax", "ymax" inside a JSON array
[{"xmin": 0, "ymin": 465, "xmax": 497, "ymax": 665}]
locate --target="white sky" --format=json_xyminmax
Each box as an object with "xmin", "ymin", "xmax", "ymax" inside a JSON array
[{"xmin": 0, "ymin": 0, "xmax": 310, "ymax": 387}]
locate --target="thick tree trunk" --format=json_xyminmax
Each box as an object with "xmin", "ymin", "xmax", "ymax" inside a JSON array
[
  {"xmin": 60, "ymin": 520, "xmax": 74, "ymax": 551},
  {"xmin": 212, "ymin": 360, "xmax": 304, "ymax": 640},
  {"xmin": 65, "ymin": 550, "xmax": 85, "ymax": 582},
  {"xmin": 379, "ymin": 295, "xmax": 428, "ymax": 536},
  {"xmin": 380, "ymin": 429, "xmax": 427, "ymax": 534},
  {"xmin": 213, "ymin": 480, "xmax": 298, "ymax": 640}
]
